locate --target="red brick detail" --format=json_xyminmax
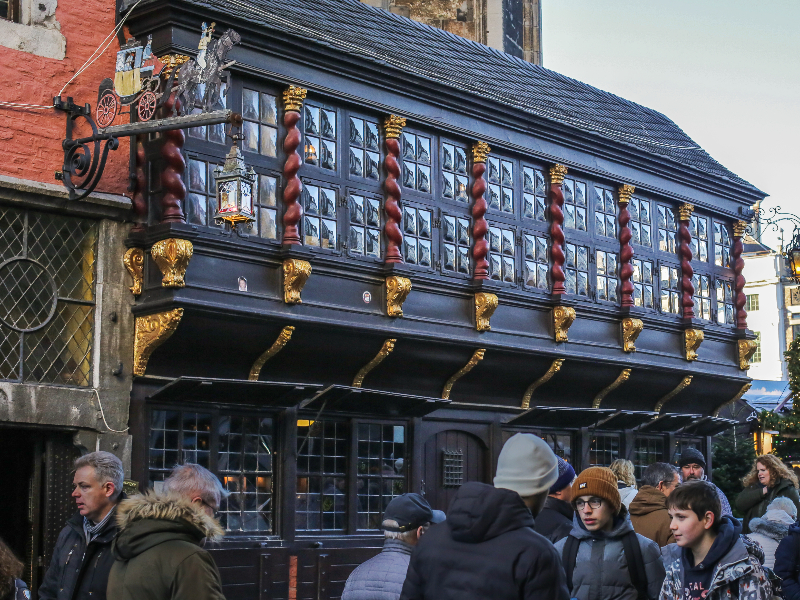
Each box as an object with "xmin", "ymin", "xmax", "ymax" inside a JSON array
[{"xmin": 288, "ymin": 555, "xmax": 298, "ymax": 600}]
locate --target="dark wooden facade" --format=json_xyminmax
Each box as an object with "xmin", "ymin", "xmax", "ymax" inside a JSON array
[{"xmin": 122, "ymin": 0, "xmax": 764, "ymax": 597}]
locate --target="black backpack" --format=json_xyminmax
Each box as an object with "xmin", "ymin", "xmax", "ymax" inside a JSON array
[{"xmin": 561, "ymin": 531, "xmax": 648, "ymax": 600}]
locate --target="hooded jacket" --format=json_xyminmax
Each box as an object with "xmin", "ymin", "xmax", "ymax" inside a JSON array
[
  {"xmin": 399, "ymin": 482, "xmax": 569, "ymax": 600},
  {"xmin": 747, "ymin": 508, "xmax": 794, "ymax": 569},
  {"xmin": 774, "ymin": 521, "xmax": 800, "ymax": 600},
  {"xmin": 106, "ymin": 492, "xmax": 226, "ymax": 600},
  {"xmin": 618, "ymin": 483, "xmax": 638, "ymax": 509},
  {"xmin": 553, "ymin": 507, "xmax": 664, "ymax": 600},
  {"xmin": 736, "ymin": 477, "xmax": 800, "ymax": 534},
  {"xmin": 533, "ymin": 496, "xmax": 574, "ymax": 543},
  {"xmin": 628, "ymin": 485, "xmax": 675, "ymax": 548},
  {"xmin": 659, "ymin": 515, "xmax": 771, "ymax": 600}
]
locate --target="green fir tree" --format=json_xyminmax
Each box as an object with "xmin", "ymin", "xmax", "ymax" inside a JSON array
[{"xmin": 712, "ymin": 427, "xmax": 756, "ymax": 517}]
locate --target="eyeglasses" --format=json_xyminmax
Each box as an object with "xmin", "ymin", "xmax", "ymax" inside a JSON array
[{"xmin": 574, "ymin": 498, "xmax": 603, "ymax": 510}]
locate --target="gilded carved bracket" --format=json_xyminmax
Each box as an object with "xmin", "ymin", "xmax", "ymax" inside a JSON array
[
  {"xmin": 123, "ymin": 247, "xmax": 144, "ymax": 296},
  {"xmin": 283, "ymin": 259, "xmax": 312, "ymax": 304},
  {"xmin": 133, "ymin": 308, "xmax": 184, "ymax": 376},
  {"xmin": 712, "ymin": 382, "xmax": 752, "ymax": 417},
  {"xmin": 249, "ymin": 326, "xmax": 295, "ymax": 381},
  {"xmin": 475, "ymin": 292, "xmax": 498, "ymax": 331},
  {"xmin": 353, "ymin": 339, "xmax": 397, "ymax": 388},
  {"xmin": 592, "ymin": 368, "xmax": 632, "ymax": 409},
  {"xmin": 621, "ymin": 317, "xmax": 643, "ymax": 352},
  {"xmin": 521, "ymin": 358, "xmax": 565, "ymax": 409},
  {"xmin": 653, "ymin": 375, "xmax": 693, "ymax": 414},
  {"xmin": 552, "ymin": 306, "xmax": 576, "ymax": 342},
  {"xmin": 738, "ymin": 339, "xmax": 758, "ymax": 370},
  {"xmin": 442, "ymin": 349, "xmax": 486, "ymax": 399},
  {"xmin": 151, "ymin": 238, "xmax": 193, "ymax": 288},
  {"xmin": 684, "ymin": 328, "xmax": 704, "ymax": 361},
  {"xmin": 386, "ymin": 276, "xmax": 412, "ymax": 317}
]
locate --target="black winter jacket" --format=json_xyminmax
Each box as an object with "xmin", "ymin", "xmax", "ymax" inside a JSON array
[
  {"xmin": 534, "ymin": 496, "xmax": 574, "ymax": 543},
  {"xmin": 38, "ymin": 510, "xmax": 119, "ymax": 600},
  {"xmin": 399, "ymin": 482, "xmax": 570, "ymax": 600},
  {"xmin": 774, "ymin": 521, "xmax": 800, "ymax": 600}
]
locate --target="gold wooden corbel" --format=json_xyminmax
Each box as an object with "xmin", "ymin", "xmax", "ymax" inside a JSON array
[
  {"xmin": 738, "ymin": 339, "xmax": 758, "ymax": 370},
  {"xmin": 123, "ymin": 247, "xmax": 144, "ymax": 296},
  {"xmin": 283, "ymin": 259, "xmax": 311, "ymax": 304},
  {"xmin": 622, "ymin": 317, "xmax": 643, "ymax": 352},
  {"xmin": 475, "ymin": 292, "xmax": 498, "ymax": 331},
  {"xmin": 151, "ymin": 238, "xmax": 193, "ymax": 288},
  {"xmin": 552, "ymin": 306, "xmax": 576, "ymax": 342},
  {"xmin": 386, "ymin": 276, "xmax": 412, "ymax": 317},
  {"xmin": 353, "ymin": 339, "xmax": 397, "ymax": 388},
  {"xmin": 712, "ymin": 382, "xmax": 752, "ymax": 417},
  {"xmin": 684, "ymin": 328, "xmax": 704, "ymax": 361},
  {"xmin": 249, "ymin": 326, "xmax": 295, "ymax": 381},
  {"xmin": 442, "ymin": 349, "xmax": 486, "ymax": 399},
  {"xmin": 521, "ymin": 358, "xmax": 565, "ymax": 409},
  {"xmin": 653, "ymin": 375, "xmax": 693, "ymax": 414},
  {"xmin": 592, "ymin": 368, "xmax": 632, "ymax": 409},
  {"xmin": 133, "ymin": 308, "xmax": 184, "ymax": 376}
]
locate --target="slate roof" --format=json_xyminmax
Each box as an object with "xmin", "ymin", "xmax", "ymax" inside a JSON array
[{"xmin": 139, "ymin": 0, "xmax": 761, "ymax": 194}]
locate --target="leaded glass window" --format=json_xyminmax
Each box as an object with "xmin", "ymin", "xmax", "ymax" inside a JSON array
[
  {"xmin": 254, "ymin": 173, "xmax": 278, "ymax": 240},
  {"xmin": 441, "ymin": 143, "xmax": 469, "ymax": 203},
  {"xmin": 596, "ymin": 250, "xmax": 619, "ymax": 303},
  {"xmin": 632, "ymin": 258, "xmax": 655, "ymax": 309},
  {"xmin": 594, "ymin": 186, "xmax": 616, "ymax": 239},
  {"xmin": 563, "ymin": 178, "xmax": 587, "ymax": 231},
  {"xmin": 304, "ymin": 104, "xmax": 336, "ymax": 170},
  {"xmin": 148, "ymin": 410, "xmax": 212, "ymax": 483},
  {"xmin": 349, "ymin": 117, "xmax": 380, "ymax": 180},
  {"xmin": 522, "ymin": 166, "xmax": 547, "ymax": 221},
  {"xmin": 296, "ymin": 420, "xmax": 348, "ymax": 531},
  {"xmin": 630, "ymin": 196, "xmax": 652, "ymax": 247},
  {"xmin": 348, "ymin": 193, "xmax": 381, "ymax": 258},
  {"xmin": 746, "ymin": 294, "xmax": 759, "ymax": 312},
  {"xmin": 692, "ymin": 273, "xmax": 711, "ymax": 320},
  {"xmin": 565, "ymin": 243, "xmax": 589, "ymax": 297},
  {"xmin": 302, "ymin": 183, "xmax": 337, "ymax": 249},
  {"xmin": 357, "ymin": 424, "xmax": 406, "ymax": 530},
  {"xmin": 442, "ymin": 214, "xmax": 470, "ymax": 274},
  {"xmin": 658, "ymin": 205, "xmax": 677, "ymax": 253},
  {"xmin": 523, "ymin": 232, "xmax": 549, "ymax": 290},
  {"xmin": 660, "ymin": 265, "xmax": 681, "ymax": 315},
  {"xmin": 487, "ymin": 156, "xmax": 514, "ymax": 214},
  {"xmin": 751, "ymin": 332, "xmax": 761, "ymax": 363},
  {"xmin": 0, "ymin": 207, "xmax": 97, "ymax": 386},
  {"xmin": 716, "ymin": 279, "xmax": 735, "ymax": 325},
  {"xmin": 589, "ymin": 434, "xmax": 620, "ymax": 467},
  {"xmin": 488, "ymin": 224, "xmax": 515, "ymax": 283},
  {"xmin": 186, "ymin": 158, "xmax": 220, "ymax": 228},
  {"xmin": 400, "ymin": 132, "xmax": 431, "ymax": 193},
  {"xmin": 541, "ymin": 433, "xmax": 572, "ymax": 463},
  {"xmin": 242, "ymin": 89, "xmax": 278, "ymax": 158},
  {"xmin": 634, "ymin": 437, "xmax": 664, "ymax": 480},
  {"xmin": 188, "ymin": 82, "xmax": 226, "ymax": 144},
  {"xmin": 402, "ymin": 205, "xmax": 432, "ymax": 266},
  {"xmin": 690, "ymin": 215, "xmax": 709, "ymax": 262},
  {"xmin": 713, "ymin": 221, "xmax": 732, "ymax": 268}
]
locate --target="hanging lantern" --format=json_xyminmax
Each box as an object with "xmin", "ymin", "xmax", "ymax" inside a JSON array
[
  {"xmin": 785, "ymin": 231, "xmax": 800, "ymax": 284},
  {"xmin": 214, "ymin": 134, "xmax": 256, "ymax": 229}
]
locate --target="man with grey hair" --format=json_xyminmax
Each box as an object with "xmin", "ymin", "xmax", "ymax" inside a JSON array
[
  {"xmin": 107, "ymin": 463, "xmax": 228, "ymax": 600},
  {"xmin": 39, "ymin": 451, "xmax": 125, "ymax": 600},
  {"xmin": 629, "ymin": 461, "xmax": 681, "ymax": 547}
]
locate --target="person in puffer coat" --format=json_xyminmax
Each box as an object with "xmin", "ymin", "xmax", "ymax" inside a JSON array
[
  {"xmin": 746, "ymin": 496, "xmax": 797, "ymax": 569},
  {"xmin": 774, "ymin": 518, "xmax": 800, "ymax": 600},
  {"xmin": 342, "ymin": 494, "xmax": 444, "ymax": 600},
  {"xmin": 554, "ymin": 467, "xmax": 664, "ymax": 600}
]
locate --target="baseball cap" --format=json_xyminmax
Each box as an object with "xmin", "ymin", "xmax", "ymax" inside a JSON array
[{"xmin": 382, "ymin": 493, "xmax": 436, "ymax": 532}]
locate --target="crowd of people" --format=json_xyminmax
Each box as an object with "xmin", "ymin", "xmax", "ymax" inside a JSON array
[{"xmin": 3, "ymin": 441, "xmax": 800, "ymax": 599}]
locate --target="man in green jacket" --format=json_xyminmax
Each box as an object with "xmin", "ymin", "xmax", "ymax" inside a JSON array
[{"xmin": 107, "ymin": 464, "xmax": 229, "ymax": 600}]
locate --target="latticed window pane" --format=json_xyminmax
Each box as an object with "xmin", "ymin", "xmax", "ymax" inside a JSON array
[
  {"xmin": 523, "ymin": 232, "xmax": 548, "ymax": 290},
  {"xmin": 302, "ymin": 183, "xmax": 337, "ymax": 249},
  {"xmin": 254, "ymin": 174, "xmax": 279, "ymax": 240},
  {"xmin": 634, "ymin": 437, "xmax": 664, "ymax": 479},
  {"xmin": 541, "ymin": 433, "xmax": 572, "ymax": 463},
  {"xmin": 304, "ymin": 104, "xmax": 337, "ymax": 170},
  {"xmin": 629, "ymin": 196, "xmax": 652, "ymax": 247},
  {"xmin": 297, "ymin": 420, "xmax": 348, "ymax": 531},
  {"xmin": 565, "ymin": 243, "xmax": 589, "ymax": 297},
  {"xmin": 563, "ymin": 178, "xmax": 587, "ymax": 231},
  {"xmin": 242, "ymin": 89, "xmax": 278, "ymax": 158},
  {"xmin": 658, "ymin": 205, "xmax": 677, "ymax": 254},
  {"xmin": 147, "ymin": 409, "xmax": 212, "ymax": 486},
  {"xmin": 593, "ymin": 186, "xmax": 616, "ymax": 239},
  {"xmin": 523, "ymin": 166, "xmax": 547, "ymax": 222},
  {"xmin": 746, "ymin": 294, "xmax": 759, "ymax": 312},
  {"xmin": 442, "ymin": 214, "xmax": 470, "ymax": 274},
  {"xmin": 589, "ymin": 434, "xmax": 619, "ymax": 467},
  {"xmin": 186, "ymin": 158, "xmax": 222, "ymax": 229},
  {"xmin": 441, "ymin": 143, "xmax": 469, "ymax": 203},
  {"xmin": 690, "ymin": 215, "xmax": 709, "ymax": 262},
  {"xmin": 631, "ymin": 258, "xmax": 654, "ymax": 309},
  {"xmin": 487, "ymin": 155, "xmax": 514, "ymax": 214},
  {"xmin": 400, "ymin": 131, "xmax": 431, "ymax": 193},
  {"xmin": 716, "ymin": 280, "xmax": 735, "ymax": 325},
  {"xmin": 349, "ymin": 193, "xmax": 381, "ymax": 258},
  {"xmin": 402, "ymin": 206, "xmax": 432, "ymax": 267},
  {"xmin": 714, "ymin": 221, "xmax": 732, "ymax": 268},
  {"xmin": 751, "ymin": 332, "xmax": 762, "ymax": 363},
  {"xmin": 692, "ymin": 274, "xmax": 711, "ymax": 321},
  {"xmin": 596, "ymin": 250, "xmax": 619, "ymax": 303},
  {"xmin": 488, "ymin": 224, "xmax": 515, "ymax": 283},
  {"xmin": 660, "ymin": 264, "xmax": 681, "ymax": 315},
  {"xmin": 349, "ymin": 117, "xmax": 380, "ymax": 180},
  {"xmin": 357, "ymin": 424, "xmax": 406, "ymax": 530}
]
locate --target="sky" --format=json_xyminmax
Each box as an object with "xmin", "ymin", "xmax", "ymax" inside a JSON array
[{"xmin": 542, "ymin": 0, "xmax": 800, "ymax": 250}]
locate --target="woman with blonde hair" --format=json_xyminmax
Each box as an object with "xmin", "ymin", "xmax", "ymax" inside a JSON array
[
  {"xmin": 609, "ymin": 459, "xmax": 638, "ymax": 509},
  {"xmin": 736, "ymin": 453, "xmax": 800, "ymax": 533}
]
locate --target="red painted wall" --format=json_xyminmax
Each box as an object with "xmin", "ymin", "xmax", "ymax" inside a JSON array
[{"xmin": 0, "ymin": 0, "xmax": 130, "ymax": 195}]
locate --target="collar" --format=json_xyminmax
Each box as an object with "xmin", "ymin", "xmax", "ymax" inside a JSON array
[
  {"xmin": 382, "ymin": 537, "xmax": 414, "ymax": 555},
  {"xmin": 545, "ymin": 496, "xmax": 574, "ymax": 519},
  {"xmin": 82, "ymin": 506, "xmax": 118, "ymax": 542}
]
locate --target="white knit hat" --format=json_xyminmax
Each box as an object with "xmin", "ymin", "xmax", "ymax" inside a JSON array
[{"xmin": 493, "ymin": 433, "xmax": 558, "ymax": 497}]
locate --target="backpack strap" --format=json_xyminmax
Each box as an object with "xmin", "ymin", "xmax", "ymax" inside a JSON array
[
  {"xmin": 561, "ymin": 534, "xmax": 580, "ymax": 593},
  {"xmin": 621, "ymin": 530, "xmax": 648, "ymax": 600}
]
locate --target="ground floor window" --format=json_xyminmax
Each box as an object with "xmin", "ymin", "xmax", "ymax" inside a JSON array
[
  {"xmin": 633, "ymin": 437, "xmax": 664, "ymax": 479},
  {"xmin": 589, "ymin": 434, "xmax": 620, "ymax": 467},
  {"xmin": 540, "ymin": 432, "xmax": 573, "ymax": 463}
]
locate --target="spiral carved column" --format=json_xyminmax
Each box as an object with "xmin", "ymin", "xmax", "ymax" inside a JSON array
[
  {"xmin": 383, "ymin": 115, "xmax": 406, "ymax": 263},
  {"xmin": 160, "ymin": 94, "xmax": 186, "ymax": 223},
  {"xmin": 618, "ymin": 184, "xmax": 635, "ymax": 307},
  {"xmin": 471, "ymin": 142, "xmax": 491, "ymax": 280},
  {"xmin": 678, "ymin": 203, "xmax": 695, "ymax": 319},
  {"xmin": 733, "ymin": 220, "xmax": 747, "ymax": 329},
  {"xmin": 131, "ymin": 137, "xmax": 147, "ymax": 232},
  {"xmin": 281, "ymin": 86, "xmax": 308, "ymax": 245},
  {"xmin": 549, "ymin": 164, "xmax": 568, "ymax": 295}
]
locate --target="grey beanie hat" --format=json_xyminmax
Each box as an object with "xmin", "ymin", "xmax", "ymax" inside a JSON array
[{"xmin": 493, "ymin": 433, "xmax": 558, "ymax": 497}]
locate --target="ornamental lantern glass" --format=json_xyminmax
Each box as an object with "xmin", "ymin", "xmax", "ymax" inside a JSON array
[
  {"xmin": 786, "ymin": 231, "xmax": 800, "ymax": 284},
  {"xmin": 214, "ymin": 136, "xmax": 256, "ymax": 228}
]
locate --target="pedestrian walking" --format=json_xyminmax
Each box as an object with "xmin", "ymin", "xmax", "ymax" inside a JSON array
[
  {"xmin": 0, "ymin": 537, "xmax": 29, "ymax": 600},
  {"xmin": 678, "ymin": 448, "xmax": 732, "ymax": 517},
  {"xmin": 610, "ymin": 459, "xmax": 639, "ymax": 509},
  {"xmin": 630, "ymin": 463, "xmax": 681, "ymax": 548},
  {"xmin": 736, "ymin": 453, "xmax": 800, "ymax": 534},
  {"xmin": 773, "ymin": 509, "xmax": 800, "ymax": 600},
  {"xmin": 342, "ymin": 494, "xmax": 443, "ymax": 600},
  {"xmin": 660, "ymin": 480, "xmax": 771, "ymax": 600},
  {"xmin": 400, "ymin": 433, "xmax": 570, "ymax": 600},
  {"xmin": 106, "ymin": 463, "xmax": 227, "ymax": 600},
  {"xmin": 746, "ymin": 497, "xmax": 797, "ymax": 569},
  {"xmin": 38, "ymin": 451, "xmax": 125, "ymax": 600},
  {"xmin": 555, "ymin": 466, "xmax": 665, "ymax": 600},
  {"xmin": 534, "ymin": 456, "xmax": 576, "ymax": 543}
]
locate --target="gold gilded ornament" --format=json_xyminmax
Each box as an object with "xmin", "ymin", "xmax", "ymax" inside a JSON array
[
  {"xmin": 552, "ymin": 305, "xmax": 576, "ymax": 342},
  {"xmin": 472, "ymin": 141, "xmax": 491, "ymax": 163},
  {"xmin": 353, "ymin": 339, "xmax": 397, "ymax": 388},
  {"xmin": 733, "ymin": 220, "xmax": 748, "ymax": 238},
  {"xmin": 622, "ymin": 317, "xmax": 644, "ymax": 352},
  {"xmin": 653, "ymin": 375, "xmax": 693, "ymax": 413},
  {"xmin": 249, "ymin": 326, "xmax": 295, "ymax": 381},
  {"xmin": 712, "ymin": 382, "xmax": 752, "ymax": 417},
  {"xmin": 442, "ymin": 349, "xmax": 486, "ymax": 400},
  {"xmin": 684, "ymin": 328, "xmax": 704, "ymax": 361},
  {"xmin": 133, "ymin": 308, "xmax": 183, "ymax": 376},
  {"xmin": 151, "ymin": 238, "xmax": 193, "ymax": 288},
  {"xmin": 618, "ymin": 184, "xmax": 635, "ymax": 205},
  {"xmin": 592, "ymin": 368, "xmax": 632, "ymax": 409},
  {"xmin": 123, "ymin": 247, "xmax": 144, "ymax": 296},
  {"xmin": 549, "ymin": 164, "xmax": 568, "ymax": 185},
  {"xmin": 283, "ymin": 85, "xmax": 307, "ymax": 112},
  {"xmin": 383, "ymin": 115, "xmax": 406, "ymax": 140},
  {"xmin": 475, "ymin": 292, "xmax": 498, "ymax": 332},
  {"xmin": 283, "ymin": 259, "xmax": 311, "ymax": 304},
  {"xmin": 386, "ymin": 275, "xmax": 412, "ymax": 317},
  {"xmin": 677, "ymin": 203, "xmax": 695, "ymax": 222},
  {"xmin": 738, "ymin": 339, "xmax": 758, "ymax": 370},
  {"xmin": 159, "ymin": 54, "xmax": 190, "ymax": 78},
  {"xmin": 521, "ymin": 358, "xmax": 565, "ymax": 409}
]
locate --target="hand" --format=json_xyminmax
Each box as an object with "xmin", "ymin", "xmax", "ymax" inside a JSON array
[{"xmin": 762, "ymin": 486, "xmax": 768, "ymax": 495}]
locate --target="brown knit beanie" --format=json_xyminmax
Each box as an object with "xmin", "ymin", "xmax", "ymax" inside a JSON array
[{"xmin": 572, "ymin": 467, "xmax": 621, "ymax": 515}]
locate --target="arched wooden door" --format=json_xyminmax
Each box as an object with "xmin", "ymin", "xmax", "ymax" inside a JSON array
[{"xmin": 422, "ymin": 429, "xmax": 488, "ymax": 512}]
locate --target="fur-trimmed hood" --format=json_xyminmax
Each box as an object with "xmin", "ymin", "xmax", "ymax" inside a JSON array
[{"xmin": 749, "ymin": 509, "xmax": 794, "ymax": 541}]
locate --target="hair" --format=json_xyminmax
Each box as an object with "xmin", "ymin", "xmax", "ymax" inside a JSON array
[
  {"xmin": 666, "ymin": 480, "xmax": 721, "ymax": 533},
  {"xmin": 0, "ymin": 537, "xmax": 23, "ymax": 599},
  {"xmin": 768, "ymin": 496, "xmax": 799, "ymax": 519},
  {"xmin": 74, "ymin": 451, "xmax": 124, "ymax": 500},
  {"xmin": 382, "ymin": 519, "xmax": 428, "ymax": 544},
  {"xmin": 162, "ymin": 463, "xmax": 229, "ymax": 510},
  {"xmin": 742, "ymin": 454, "xmax": 799, "ymax": 489},
  {"xmin": 609, "ymin": 459, "xmax": 637, "ymax": 489},
  {"xmin": 641, "ymin": 462, "xmax": 680, "ymax": 489}
]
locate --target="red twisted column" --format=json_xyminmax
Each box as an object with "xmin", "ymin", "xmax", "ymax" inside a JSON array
[
  {"xmin": 471, "ymin": 142, "xmax": 491, "ymax": 279},
  {"xmin": 678, "ymin": 203, "xmax": 695, "ymax": 319},
  {"xmin": 160, "ymin": 94, "xmax": 186, "ymax": 223},
  {"xmin": 618, "ymin": 184, "xmax": 635, "ymax": 307},
  {"xmin": 549, "ymin": 164, "xmax": 568, "ymax": 295},
  {"xmin": 383, "ymin": 115, "xmax": 406, "ymax": 263},
  {"xmin": 131, "ymin": 137, "xmax": 147, "ymax": 232},
  {"xmin": 733, "ymin": 220, "xmax": 748, "ymax": 329},
  {"xmin": 281, "ymin": 86, "xmax": 308, "ymax": 245}
]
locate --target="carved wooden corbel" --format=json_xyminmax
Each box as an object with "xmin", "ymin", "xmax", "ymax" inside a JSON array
[
  {"xmin": 133, "ymin": 308, "xmax": 184, "ymax": 376},
  {"xmin": 521, "ymin": 358, "xmax": 565, "ymax": 409},
  {"xmin": 738, "ymin": 339, "xmax": 758, "ymax": 370},
  {"xmin": 442, "ymin": 349, "xmax": 486, "ymax": 399},
  {"xmin": 592, "ymin": 368, "xmax": 632, "ymax": 409},
  {"xmin": 123, "ymin": 247, "xmax": 144, "ymax": 296},
  {"xmin": 386, "ymin": 275, "xmax": 412, "ymax": 317},
  {"xmin": 283, "ymin": 259, "xmax": 311, "ymax": 304},
  {"xmin": 151, "ymin": 238, "xmax": 193, "ymax": 288},
  {"xmin": 621, "ymin": 317, "xmax": 643, "ymax": 352},
  {"xmin": 552, "ymin": 306, "xmax": 576, "ymax": 342},
  {"xmin": 654, "ymin": 375, "xmax": 693, "ymax": 414},
  {"xmin": 249, "ymin": 326, "xmax": 295, "ymax": 380},
  {"xmin": 353, "ymin": 339, "xmax": 396, "ymax": 388},
  {"xmin": 475, "ymin": 292, "xmax": 498, "ymax": 332},
  {"xmin": 684, "ymin": 328, "xmax": 704, "ymax": 361}
]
